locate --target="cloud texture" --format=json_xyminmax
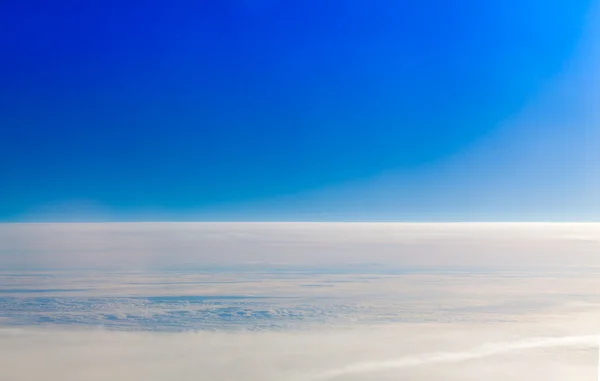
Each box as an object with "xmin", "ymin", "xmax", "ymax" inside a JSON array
[{"xmin": 1, "ymin": 223, "xmax": 599, "ymax": 380}]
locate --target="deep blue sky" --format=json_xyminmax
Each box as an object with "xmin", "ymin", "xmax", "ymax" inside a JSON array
[{"xmin": 1, "ymin": 0, "xmax": 598, "ymax": 221}]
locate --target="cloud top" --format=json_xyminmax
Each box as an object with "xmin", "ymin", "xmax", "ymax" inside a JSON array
[{"xmin": 1, "ymin": 222, "xmax": 599, "ymax": 270}]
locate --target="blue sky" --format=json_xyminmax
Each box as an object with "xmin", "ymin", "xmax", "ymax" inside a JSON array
[{"xmin": 1, "ymin": 0, "xmax": 598, "ymax": 221}]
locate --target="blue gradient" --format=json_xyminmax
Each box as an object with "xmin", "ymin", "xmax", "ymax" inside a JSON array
[{"xmin": 0, "ymin": 0, "xmax": 597, "ymax": 221}]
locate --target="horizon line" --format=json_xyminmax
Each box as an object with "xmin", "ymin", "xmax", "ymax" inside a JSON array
[{"xmin": 1, "ymin": 220, "xmax": 600, "ymax": 225}]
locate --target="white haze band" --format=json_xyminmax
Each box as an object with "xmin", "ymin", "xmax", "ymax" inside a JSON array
[{"xmin": 307, "ymin": 334, "xmax": 600, "ymax": 381}]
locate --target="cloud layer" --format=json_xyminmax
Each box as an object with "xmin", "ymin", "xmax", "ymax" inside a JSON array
[
  {"xmin": 1, "ymin": 223, "xmax": 599, "ymax": 380},
  {"xmin": 1, "ymin": 222, "xmax": 599, "ymax": 270},
  {"xmin": 1, "ymin": 269, "xmax": 600, "ymax": 331},
  {"xmin": 1, "ymin": 314, "xmax": 599, "ymax": 381}
]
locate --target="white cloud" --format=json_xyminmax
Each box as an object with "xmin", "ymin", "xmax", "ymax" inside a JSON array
[
  {"xmin": 309, "ymin": 334, "xmax": 600, "ymax": 381},
  {"xmin": 1, "ymin": 222, "xmax": 600, "ymax": 380},
  {"xmin": 0, "ymin": 312, "xmax": 599, "ymax": 381},
  {"xmin": 0, "ymin": 222, "xmax": 599, "ymax": 270}
]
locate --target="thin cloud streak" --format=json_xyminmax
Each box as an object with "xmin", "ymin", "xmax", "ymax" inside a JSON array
[{"xmin": 308, "ymin": 334, "xmax": 600, "ymax": 380}]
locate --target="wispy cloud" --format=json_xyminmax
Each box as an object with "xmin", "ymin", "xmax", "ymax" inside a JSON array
[{"xmin": 309, "ymin": 334, "xmax": 600, "ymax": 380}]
